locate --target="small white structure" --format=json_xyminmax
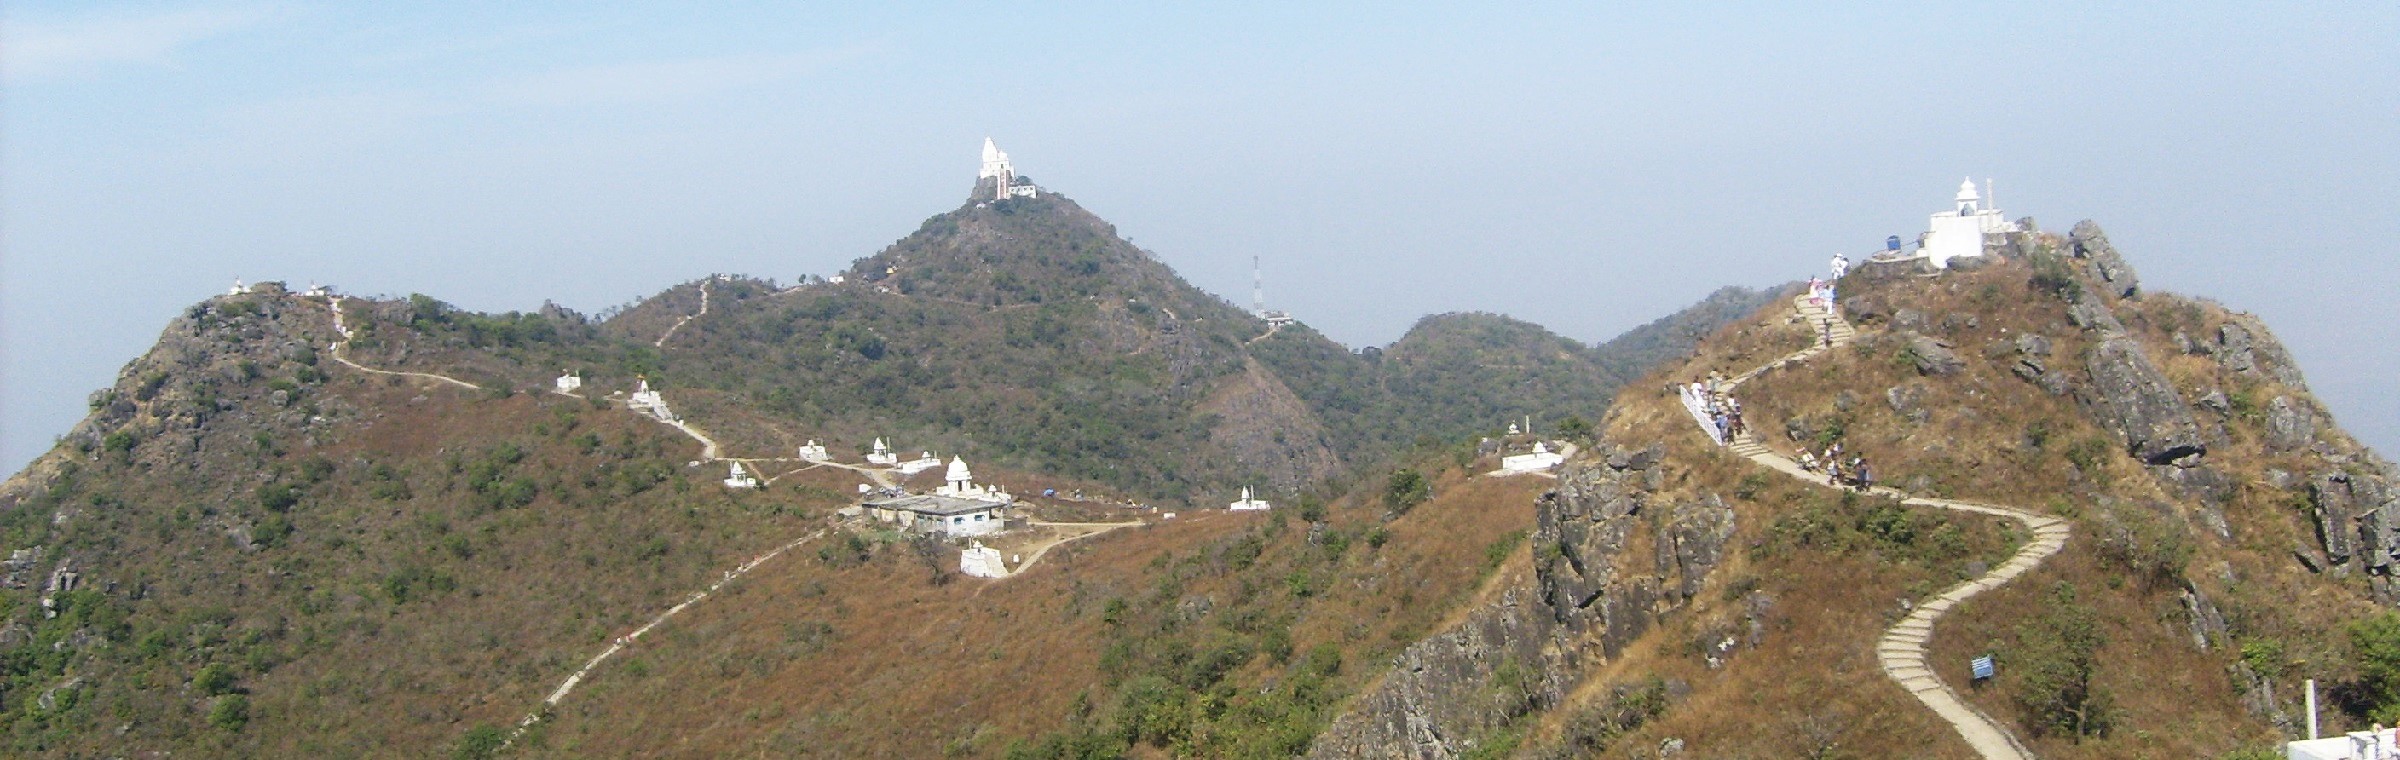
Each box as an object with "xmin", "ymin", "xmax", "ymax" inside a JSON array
[
  {"xmin": 1920, "ymin": 177, "xmax": 2019, "ymax": 269},
  {"xmin": 554, "ymin": 371, "xmax": 584, "ymax": 394},
  {"xmin": 897, "ymin": 451, "xmax": 944, "ymax": 475},
  {"xmin": 935, "ymin": 457, "xmax": 1010, "ymax": 501},
  {"xmin": 722, "ymin": 461, "xmax": 759, "ymax": 489},
  {"xmin": 979, "ymin": 138, "xmax": 1039, "ymax": 201},
  {"xmin": 628, "ymin": 378, "xmax": 675, "ymax": 421},
  {"xmin": 960, "ymin": 541, "xmax": 1008, "ymax": 578},
  {"xmin": 798, "ymin": 440, "xmax": 830, "ymax": 462},
  {"xmin": 865, "ymin": 438, "xmax": 899, "ymax": 466},
  {"xmin": 228, "ymin": 279, "xmax": 246, "ymax": 296},
  {"xmin": 303, "ymin": 282, "xmax": 331, "ymax": 297},
  {"xmin": 2288, "ymin": 727, "xmax": 2397, "ymax": 760},
  {"xmin": 1499, "ymin": 441, "xmax": 1567, "ymax": 473},
  {"xmin": 1229, "ymin": 486, "xmax": 1273, "ymax": 511},
  {"xmin": 862, "ymin": 456, "xmax": 1014, "ymax": 537}
]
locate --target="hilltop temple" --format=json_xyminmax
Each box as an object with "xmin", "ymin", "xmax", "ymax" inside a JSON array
[
  {"xmin": 1229, "ymin": 487, "xmax": 1272, "ymax": 511},
  {"xmin": 1920, "ymin": 177, "xmax": 2019, "ymax": 269},
  {"xmin": 979, "ymin": 138, "xmax": 1039, "ymax": 201}
]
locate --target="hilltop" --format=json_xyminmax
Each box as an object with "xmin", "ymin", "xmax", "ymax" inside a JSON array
[{"xmin": 0, "ymin": 170, "xmax": 1761, "ymax": 757}]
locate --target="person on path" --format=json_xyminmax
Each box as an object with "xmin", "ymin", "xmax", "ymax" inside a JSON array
[
  {"xmin": 1830, "ymin": 254, "xmax": 1850, "ymax": 280},
  {"xmin": 1857, "ymin": 460, "xmax": 1874, "ymax": 492},
  {"xmin": 1825, "ymin": 459, "xmax": 1842, "ymax": 487},
  {"xmin": 1821, "ymin": 319, "xmax": 1833, "ymax": 347},
  {"xmin": 1712, "ymin": 412, "xmax": 1730, "ymax": 445},
  {"xmin": 1798, "ymin": 450, "xmax": 1819, "ymax": 471}
]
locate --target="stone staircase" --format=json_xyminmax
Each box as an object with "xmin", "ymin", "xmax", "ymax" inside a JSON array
[{"xmin": 1699, "ymin": 294, "xmax": 2064, "ymax": 760}]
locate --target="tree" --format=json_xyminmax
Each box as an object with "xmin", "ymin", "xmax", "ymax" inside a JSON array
[
  {"xmin": 2011, "ymin": 582, "xmax": 2111, "ymax": 740},
  {"xmin": 2351, "ymin": 611, "xmax": 2400, "ymax": 722},
  {"xmin": 209, "ymin": 694, "xmax": 250, "ymax": 732},
  {"xmin": 1385, "ymin": 468, "xmax": 1431, "ymax": 514}
]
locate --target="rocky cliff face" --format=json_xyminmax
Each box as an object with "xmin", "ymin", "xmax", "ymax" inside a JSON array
[{"xmin": 1308, "ymin": 441, "xmax": 1727, "ymax": 759}]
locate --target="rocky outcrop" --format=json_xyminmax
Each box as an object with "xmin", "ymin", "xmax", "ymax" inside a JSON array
[
  {"xmin": 2265, "ymin": 397, "xmax": 2318, "ymax": 453},
  {"xmin": 1902, "ymin": 333, "xmax": 1964, "ymax": 376},
  {"xmin": 1201, "ymin": 359, "xmax": 1345, "ymax": 494},
  {"xmin": 2213, "ymin": 316, "xmax": 2311, "ymax": 390},
  {"xmin": 2079, "ymin": 334, "xmax": 2206, "ymax": 465},
  {"xmin": 2067, "ymin": 221, "xmax": 2140, "ymax": 300},
  {"xmin": 2311, "ymin": 470, "xmax": 2400, "ymax": 601},
  {"xmin": 1311, "ymin": 441, "xmax": 1707, "ymax": 759}
]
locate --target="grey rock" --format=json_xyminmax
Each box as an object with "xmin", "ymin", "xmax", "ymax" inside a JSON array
[
  {"xmin": 1885, "ymin": 383, "xmax": 1930, "ymax": 423},
  {"xmin": 2197, "ymin": 389, "xmax": 2231, "ymax": 416},
  {"xmin": 2068, "ymin": 220, "xmax": 2141, "ymax": 299},
  {"xmin": 2180, "ymin": 584, "xmax": 2229, "ymax": 651},
  {"xmin": 1662, "ymin": 495, "xmax": 1737, "ymax": 601},
  {"xmin": 1840, "ymin": 296, "xmax": 1887, "ymax": 324},
  {"xmin": 2264, "ymin": 397, "xmax": 2317, "ymax": 453},
  {"xmin": 1904, "ymin": 333, "xmax": 1964, "ymax": 376},
  {"xmin": 2218, "ymin": 316, "xmax": 2310, "ymax": 390},
  {"xmin": 2014, "ymin": 333, "xmax": 2052, "ymax": 357},
  {"xmin": 2078, "ymin": 334, "xmax": 2206, "ymax": 465},
  {"xmin": 1892, "ymin": 308, "xmax": 1927, "ymax": 331}
]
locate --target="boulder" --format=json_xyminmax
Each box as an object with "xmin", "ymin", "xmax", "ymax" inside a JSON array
[
  {"xmin": 2217, "ymin": 316, "xmax": 2310, "ymax": 390},
  {"xmin": 2079, "ymin": 335, "xmax": 2206, "ymax": 465},
  {"xmin": 2264, "ymin": 396, "xmax": 2317, "ymax": 453},
  {"xmin": 2068, "ymin": 220, "xmax": 2141, "ymax": 299},
  {"xmin": 2014, "ymin": 333, "xmax": 2053, "ymax": 357},
  {"xmin": 1885, "ymin": 383, "xmax": 1930, "ymax": 423},
  {"xmin": 1903, "ymin": 333, "xmax": 1965, "ymax": 376},
  {"xmin": 1891, "ymin": 308, "xmax": 1927, "ymax": 331}
]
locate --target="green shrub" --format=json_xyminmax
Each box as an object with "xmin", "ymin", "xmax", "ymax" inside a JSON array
[
  {"xmin": 453, "ymin": 724, "xmax": 507, "ymax": 760},
  {"xmin": 194, "ymin": 663, "xmax": 238, "ymax": 695},
  {"xmin": 209, "ymin": 694, "xmax": 250, "ymax": 731},
  {"xmin": 1384, "ymin": 469, "xmax": 1430, "ymax": 514}
]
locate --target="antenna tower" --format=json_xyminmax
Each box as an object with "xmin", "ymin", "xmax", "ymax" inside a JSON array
[{"xmin": 1252, "ymin": 256, "xmax": 1264, "ymax": 316}]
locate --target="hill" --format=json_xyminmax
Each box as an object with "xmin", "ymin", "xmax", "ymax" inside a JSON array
[
  {"xmin": 1302, "ymin": 221, "xmax": 2400, "ymax": 759},
  {"xmin": 0, "ymin": 174, "xmax": 1777, "ymax": 757}
]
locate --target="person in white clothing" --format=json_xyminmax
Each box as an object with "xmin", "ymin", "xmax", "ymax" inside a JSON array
[{"xmin": 1830, "ymin": 254, "xmax": 1850, "ymax": 280}]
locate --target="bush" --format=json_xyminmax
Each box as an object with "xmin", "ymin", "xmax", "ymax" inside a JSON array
[
  {"xmin": 2011, "ymin": 583, "xmax": 2111, "ymax": 740},
  {"xmin": 454, "ymin": 724, "xmax": 508, "ymax": 760},
  {"xmin": 194, "ymin": 663, "xmax": 239, "ymax": 695},
  {"xmin": 1384, "ymin": 469, "xmax": 1431, "ymax": 514},
  {"xmin": 209, "ymin": 694, "xmax": 250, "ymax": 732},
  {"xmin": 2351, "ymin": 612, "xmax": 2400, "ymax": 722}
]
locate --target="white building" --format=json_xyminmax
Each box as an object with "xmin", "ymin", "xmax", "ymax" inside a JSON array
[
  {"xmin": 722, "ymin": 461, "xmax": 760, "ymax": 489},
  {"xmin": 979, "ymin": 138, "xmax": 1039, "ymax": 201},
  {"xmin": 897, "ymin": 451, "xmax": 944, "ymax": 475},
  {"xmin": 798, "ymin": 440, "xmax": 830, "ymax": 462},
  {"xmin": 861, "ymin": 456, "xmax": 1015, "ymax": 537},
  {"xmin": 1229, "ymin": 487, "xmax": 1273, "ymax": 511},
  {"xmin": 1920, "ymin": 177, "xmax": 2019, "ymax": 269},
  {"xmin": 555, "ymin": 372, "xmax": 583, "ymax": 394},
  {"xmin": 865, "ymin": 438, "xmax": 899, "ymax": 466},
  {"xmin": 960, "ymin": 541, "xmax": 1007, "ymax": 578},
  {"xmin": 1499, "ymin": 441, "xmax": 1567, "ymax": 474},
  {"xmin": 228, "ymin": 279, "xmax": 246, "ymax": 296},
  {"xmin": 2288, "ymin": 727, "xmax": 2397, "ymax": 759},
  {"xmin": 628, "ymin": 378, "xmax": 675, "ymax": 421}
]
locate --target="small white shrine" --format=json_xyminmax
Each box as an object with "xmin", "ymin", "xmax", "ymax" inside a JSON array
[
  {"xmin": 2288, "ymin": 726, "xmax": 2397, "ymax": 760},
  {"xmin": 628, "ymin": 378, "xmax": 675, "ymax": 421},
  {"xmin": 303, "ymin": 282, "xmax": 331, "ymax": 297},
  {"xmin": 979, "ymin": 138, "xmax": 1039, "ymax": 201},
  {"xmin": 897, "ymin": 451, "xmax": 944, "ymax": 475},
  {"xmin": 228, "ymin": 279, "xmax": 246, "ymax": 296},
  {"xmin": 865, "ymin": 438, "xmax": 900, "ymax": 466},
  {"xmin": 1499, "ymin": 441, "xmax": 1566, "ymax": 474},
  {"xmin": 1229, "ymin": 487, "xmax": 1273, "ymax": 511},
  {"xmin": 554, "ymin": 371, "xmax": 583, "ymax": 393},
  {"xmin": 722, "ymin": 461, "xmax": 759, "ymax": 489},
  {"xmin": 935, "ymin": 456, "xmax": 1010, "ymax": 501},
  {"xmin": 1920, "ymin": 177, "xmax": 2019, "ymax": 269},
  {"xmin": 960, "ymin": 541, "xmax": 1008, "ymax": 578},
  {"xmin": 797, "ymin": 440, "xmax": 830, "ymax": 462},
  {"xmin": 862, "ymin": 457, "xmax": 1013, "ymax": 538}
]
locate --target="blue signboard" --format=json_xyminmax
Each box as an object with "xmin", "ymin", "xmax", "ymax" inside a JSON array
[{"xmin": 1970, "ymin": 655, "xmax": 1995, "ymax": 680}]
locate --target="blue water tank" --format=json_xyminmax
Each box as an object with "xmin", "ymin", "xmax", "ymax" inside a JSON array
[{"xmin": 1886, "ymin": 235, "xmax": 1903, "ymax": 251}]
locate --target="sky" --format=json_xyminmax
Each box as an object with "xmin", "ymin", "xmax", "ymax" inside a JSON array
[{"xmin": 4, "ymin": 2, "xmax": 2395, "ymax": 470}]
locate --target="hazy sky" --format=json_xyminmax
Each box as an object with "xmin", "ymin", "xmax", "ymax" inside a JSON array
[{"xmin": 5, "ymin": 3, "xmax": 2395, "ymax": 470}]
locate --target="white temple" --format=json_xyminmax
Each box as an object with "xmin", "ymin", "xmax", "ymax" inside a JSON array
[
  {"xmin": 865, "ymin": 438, "xmax": 899, "ymax": 466},
  {"xmin": 1920, "ymin": 177, "xmax": 2019, "ymax": 269},
  {"xmin": 1229, "ymin": 486, "xmax": 1273, "ymax": 511},
  {"xmin": 960, "ymin": 541, "xmax": 1008, "ymax": 578},
  {"xmin": 554, "ymin": 371, "xmax": 583, "ymax": 394},
  {"xmin": 228, "ymin": 279, "xmax": 246, "ymax": 296},
  {"xmin": 798, "ymin": 440, "xmax": 830, "ymax": 462},
  {"xmin": 897, "ymin": 451, "xmax": 944, "ymax": 475},
  {"xmin": 979, "ymin": 138, "xmax": 1038, "ymax": 201},
  {"xmin": 934, "ymin": 456, "xmax": 1010, "ymax": 501},
  {"xmin": 628, "ymin": 378, "xmax": 675, "ymax": 421},
  {"xmin": 1498, "ymin": 441, "xmax": 1567, "ymax": 474},
  {"xmin": 722, "ymin": 461, "xmax": 759, "ymax": 489}
]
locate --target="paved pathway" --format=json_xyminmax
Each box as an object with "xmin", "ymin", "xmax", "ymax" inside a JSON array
[
  {"xmin": 505, "ymin": 527, "xmax": 831, "ymax": 747},
  {"xmin": 321, "ymin": 297, "xmax": 482, "ymax": 390},
  {"xmin": 1699, "ymin": 295, "xmax": 2066, "ymax": 760}
]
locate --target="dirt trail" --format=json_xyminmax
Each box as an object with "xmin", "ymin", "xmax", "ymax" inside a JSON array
[
  {"xmin": 654, "ymin": 279, "xmax": 712, "ymax": 348},
  {"xmin": 1701, "ymin": 294, "xmax": 2065, "ymax": 760},
  {"xmin": 321, "ymin": 297, "xmax": 482, "ymax": 390}
]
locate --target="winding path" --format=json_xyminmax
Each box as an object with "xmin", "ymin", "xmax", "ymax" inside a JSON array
[
  {"xmin": 1004, "ymin": 520, "xmax": 1146, "ymax": 577},
  {"xmin": 321, "ymin": 297, "xmax": 482, "ymax": 390},
  {"xmin": 504, "ymin": 527, "xmax": 832, "ymax": 747},
  {"xmin": 653, "ymin": 278, "xmax": 713, "ymax": 348},
  {"xmin": 1701, "ymin": 295, "xmax": 2068, "ymax": 760}
]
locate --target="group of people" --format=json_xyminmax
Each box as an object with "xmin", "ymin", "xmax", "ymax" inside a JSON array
[
  {"xmin": 1796, "ymin": 444, "xmax": 1874, "ymax": 492},
  {"xmin": 1682, "ymin": 370, "xmax": 1746, "ymax": 445}
]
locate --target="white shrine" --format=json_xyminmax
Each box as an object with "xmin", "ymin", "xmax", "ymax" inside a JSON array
[
  {"xmin": 1499, "ymin": 441, "xmax": 1567, "ymax": 474},
  {"xmin": 865, "ymin": 438, "xmax": 900, "ymax": 466},
  {"xmin": 554, "ymin": 371, "xmax": 583, "ymax": 394},
  {"xmin": 1229, "ymin": 487, "xmax": 1273, "ymax": 511},
  {"xmin": 303, "ymin": 282, "xmax": 331, "ymax": 298},
  {"xmin": 960, "ymin": 541, "xmax": 1008, "ymax": 578},
  {"xmin": 1920, "ymin": 177, "xmax": 2019, "ymax": 269},
  {"xmin": 979, "ymin": 138, "xmax": 1039, "ymax": 201},
  {"xmin": 897, "ymin": 451, "xmax": 944, "ymax": 475},
  {"xmin": 935, "ymin": 456, "xmax": 1010, "ymax": 501},
  {"xmin": 228, "ymin": 279, "xmax": 246, "ymax": 296},
  {"xmin": 798, "ymin": 440, "xmax": 830, "ymax": 462},
  {"xmin": 628, "ymin": 378, "xmax": 675, "ymax": 421},
  {"xmin": 722, "ymin": 461, "xmax": 759, "ymax": 489}
]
